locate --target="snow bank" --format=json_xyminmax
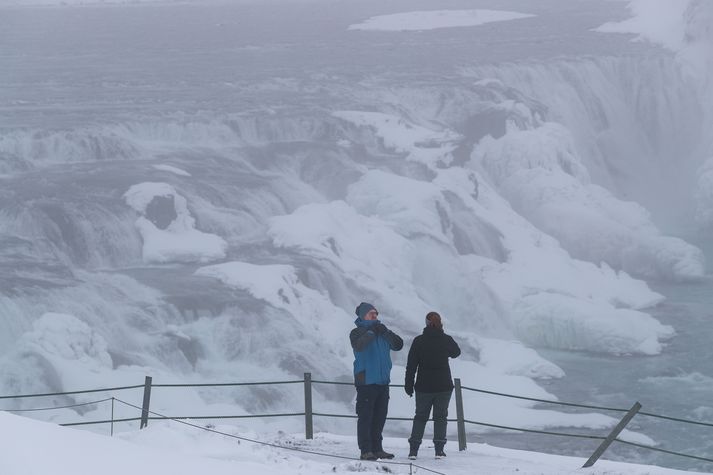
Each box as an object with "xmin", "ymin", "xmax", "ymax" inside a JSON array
[
  {"xmin": 269, "ymin": 199, "xmax": 428, "ymax": 320},
  {"xmin": 194, "ymin": 261, "xmax": 348, "ymax": 339},
  {"xmin": 152, "ymin": 164, "xmax": 191, "ymax": 177},
  {"xmin": 196, "ymin": 262, "xmax": 300, "ymax": 307},
  {"xmin": 0, "ymin": 313, "xmax": 113, "ymax": 406},
  {"xmin": 123, "ymin": 182, "xmax": 227, "ymax": 264},
  {"xmin": 333, "ymin": 111, "xmax": 460, "ymax": 167},
  {"xmin": 0, "ymin": 411, "xmax": 707, "ymax": 475},
  {"xmin": 0, "ymin": 412, "xmax": 263, "ymax": 475},
  {"xmin": 17, "ymin": 312, "xmax": 112, "ymax": 365},
  {"xmin": 471, "ymin": 337, "xmax": 565, "ymax": 380},
  {"xmin": 435, "ymin": 168, "xmax": 672, "ymax": 356},
  {"xmin": 346, "ymin": 170, "xmax": 453, "ymax": 241},
  {"xmin": 348, "ymin": 9, "xmax": 535, "ymax": 32},
  {"xmin": 513, "ymin": 294, "xmax": 673, "ymax": 355},
  {"xmin": 269, "ymin": 167, "xmax": 671, "ymax": 357}
]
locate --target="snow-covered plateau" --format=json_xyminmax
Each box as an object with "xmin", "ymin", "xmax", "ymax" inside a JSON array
[
  {"xmin": 2, "ymin": 410, "xmax": 711, "ymax": 475},
  {"xmin": 1, "ymin": 0, "xmax": 712, "ymax": 473}
]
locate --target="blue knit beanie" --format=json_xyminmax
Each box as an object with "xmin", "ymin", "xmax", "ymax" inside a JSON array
[{"xmin": 355, "ymin": 302, "xmax": 377, "ymax": 319}]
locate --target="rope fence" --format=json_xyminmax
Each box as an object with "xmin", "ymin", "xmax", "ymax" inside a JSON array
[
  {"xmin": 462, "ymin": 419, "xmax": 606, "ymax": 440},
  {"xmin": 3, "ymin": 397, "xmax": 114, "ymax": 413},
  {"xmin": 638, "ymin": 411, "xmax": 713, "ymax": 428},
  {"xmin": 0, "ymin": 384, "xmax": 144, "ymax": 400},
  {"xmin": 615, "ymin": 439, "xmax": 713, "ymax": 464},
  {"xmin": 3, "ymin": 375, "xmax": 713, "ymax": 470},
  {"xmin": 112, "ymin": 397, "xmax": 447, "ymax": 475},
  {"xmin": 460, "ymin": 385, "xmax": 628, "ymax": 413},
  {"xmin": 61, "ymin": 417, "xmax": 141, "ymax": 427},
  {"xmin": 152, "ymin": 380, "xmax": 304, "ymax": 388}
]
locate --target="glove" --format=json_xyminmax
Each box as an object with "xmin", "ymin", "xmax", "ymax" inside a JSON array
[
  {"xmin": 404, "ymin": 385, "xmax": 414, "ymax": 397},
  {"xmin": 373, "ymin": 323, "xmax": 387, "ymax": 335}
]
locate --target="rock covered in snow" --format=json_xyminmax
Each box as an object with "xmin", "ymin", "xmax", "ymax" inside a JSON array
[{"xmin": 123, "ymin": 182, "xmax": 227, "ymax": 264}]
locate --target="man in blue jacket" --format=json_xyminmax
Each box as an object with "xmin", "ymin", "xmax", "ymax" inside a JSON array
[{"xmin": 350, "ymin": 302, "xmax": 404, "ymax": 461}]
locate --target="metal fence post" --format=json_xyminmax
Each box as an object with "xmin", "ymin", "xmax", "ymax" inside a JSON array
[
  {"xmin": 583, "ymin": 401, "xmax": 641, "ymax": 468},
  {"xmin": 304, "ymin": 372, "xmax": 313, "ymax": 439},
  {"xmin": 454, "ymin": 378, "xmax": 467, "ymax": 451},
  {"xmin": 140, "ymin": 376, "xmax": 153, "ymax": 429}
]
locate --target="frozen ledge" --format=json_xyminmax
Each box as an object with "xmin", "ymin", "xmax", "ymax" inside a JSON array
[{"xmin": 348, "ymin": 9, "xmax": 535, "ymax": 32}]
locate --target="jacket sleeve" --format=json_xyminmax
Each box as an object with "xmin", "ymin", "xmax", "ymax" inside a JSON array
[
  {"xmin": 404, "ymin": 338, "xmax": 418, "ymax": 391},
  {"xmin": 448, "ymin": 335, "xmax": 461, "ymax": 358},
  {"xmin": 384, "ymin": 328, "xmax": 404, "ymax": 351},
  {"xmin": 350, "ymin": 327, "xmax": 376, "ymax": 352}
]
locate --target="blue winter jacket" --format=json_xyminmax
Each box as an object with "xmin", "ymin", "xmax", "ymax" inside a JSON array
[{"xmin": 350, "ymin": 318, "xmax": 403, "ymax": 386}]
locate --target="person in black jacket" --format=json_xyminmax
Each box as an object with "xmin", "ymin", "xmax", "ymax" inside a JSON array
[{"xmin": 404, "ymin": 311, "xmax": 461, "ymax": 460}]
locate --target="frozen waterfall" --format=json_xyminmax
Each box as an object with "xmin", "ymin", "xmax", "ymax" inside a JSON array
[{"xmin": 0, "ymin": 2, "xmax": 711, "ymax": 467}]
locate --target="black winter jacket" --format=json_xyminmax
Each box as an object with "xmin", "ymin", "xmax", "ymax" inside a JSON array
[{"xmin": 405, "ymin": 327, "xmax": 461, "ymax": 393}]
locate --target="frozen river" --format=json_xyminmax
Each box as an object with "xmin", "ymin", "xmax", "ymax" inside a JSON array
[
  {"xmin": 526, "ymin": 282, "xmax": 713, "ymax": 471},
  {"xmin": 527, "ymin": 237, "xmax": 713, "ymax": 472}
]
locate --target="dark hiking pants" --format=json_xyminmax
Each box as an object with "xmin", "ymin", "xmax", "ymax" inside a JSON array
[
  {"xmin": 356, "ymin": 384, "xmax": 390, "ymax": 453},
  {"xmin": 408, "ymin": 390, "xmax": 452, "ymax": 447}
]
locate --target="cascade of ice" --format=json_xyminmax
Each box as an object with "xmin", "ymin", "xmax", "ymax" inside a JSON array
[
  {"xmin": 457, "ymin": 56, "xmax": 707, "ymax": 280},
  {"xmin": 0, "ymin": 46, "xmax": 709, "ymax": 435},
  {"xmin": 468, "ymin": 56, "xmax": 705, "ymax": 214}
]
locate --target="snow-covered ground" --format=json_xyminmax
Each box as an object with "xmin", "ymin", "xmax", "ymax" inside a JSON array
[{"xmin": 2, "ymin": 411, "xmax": 710, "ymax": 475}]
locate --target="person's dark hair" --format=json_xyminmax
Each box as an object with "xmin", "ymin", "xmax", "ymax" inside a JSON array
[{"xmin": 425, "ymin": 311, "xmax": 442, "ymax": 330}]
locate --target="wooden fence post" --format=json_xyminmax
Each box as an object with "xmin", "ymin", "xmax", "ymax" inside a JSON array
[
  {"xmin": 304, "ymin": 372, "xmax": 313, "ymax": 439},
  {"xmin": 454, "ymin": 378, "xmax": 467, "ymax": 451},
  {"xmin": 583, "ymin": 401, "xmax": 641, "ymax": 468},
  {"xmin": 140, "ymin": 376, "xmax": 153, "ymax": 429}
]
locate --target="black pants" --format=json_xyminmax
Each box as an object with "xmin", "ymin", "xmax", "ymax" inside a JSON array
[
  {"xmin": 408, "ymin": 390, "xmax": 452, "ymax": 447},
  {"xmin": 356, "ymin": 384, "xmax": 390, "ymax": 453}
]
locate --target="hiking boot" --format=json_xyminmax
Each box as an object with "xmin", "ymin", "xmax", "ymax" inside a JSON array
[
  {"xmin": 408, "ymin": 441, "xmax": 419, "ymax": 460},
  {"xmin": 360, "ymin": 452, "xmax": 377, "ymax": 461},
  {"xmin": 435, "ymin": 442, "xmax": 446, "ymax": 459},
  {"xmin": 374, "ymin": 450, "xmax": 395, "ymax": 460}
]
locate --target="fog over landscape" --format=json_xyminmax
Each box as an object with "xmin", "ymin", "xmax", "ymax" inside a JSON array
[{"xmin": 1, "ymin": 0, "xmax": 712, "ymax": 473}]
